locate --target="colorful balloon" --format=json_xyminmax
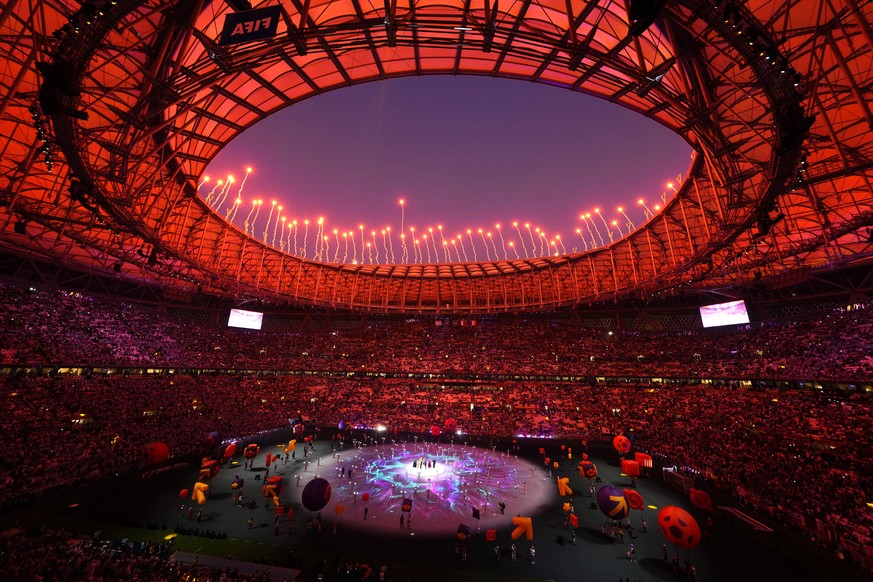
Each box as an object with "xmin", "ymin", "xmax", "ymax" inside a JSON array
[
  {"xmin": 362, "ymin": 493, "xmax": 370, "ymax": 502},
  {"xmin": 596, "ymin": 486, "xmax": 629, "ymax": 520},
  {"xmin": 613, "ymin": 435, "xmax": 632, "ymax": 453},
  {"xmin": 443, "ymin": 418, "xmax": 457, "ymax": 432},
  {"xmin": 580, "ymin": 461, "xmax": 598, "ymax": 479},
  {"xmin": 204, "ymin": 431, "xmax": 221, "ymax": 449},
  {"xmin": 223, "ymin": 442, "xmax": 237, "ymax": 458},
  {"xmin": 690, "ymin": 489, "xmax": 713, "ymax": 511},
  {"xmin": 430, "ymin": 425, "xmax": 441, "ymax": 436},
  {"xmin": 301, "ymin": 478, "xmax": 332, "ymax": 512},
  {"xmin": 658, "ymin": 506, "xmax": 701, "ymax": 549},
  {"xmin": 334, "ymin": 504, "xmax": 345, "ymax": 515},
  {"xmin": 144, "ymin": 442, "xmax": 169, "ymax": 465},
  {"xmin": 179, "ymin": 488, "xmax": 189, "ymax": 499}
]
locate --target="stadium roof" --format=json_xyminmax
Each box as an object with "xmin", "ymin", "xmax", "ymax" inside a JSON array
[{"xmin": 0, "ymin": 0, "xmax": 871, "ymax": 312}]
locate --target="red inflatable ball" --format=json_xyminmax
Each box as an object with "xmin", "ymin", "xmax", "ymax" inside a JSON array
[
  {"xmin": 658, "ymin": 506, "xmax": 702, "ymax": 549},
  {"xmin": 203, "ymin": 431, "xmax": 221, "ymax": 449},
  {"xmin": 485, "ymin": 529, "xmax": 497, "ymax": 542},
  {"xmin": 144, "ymin": 442, "xmax": 169, "ymax": 465},
  {"xmin": 612, "ymin": 434, "xmax": 632, "ymax": 454},
  {"xmin": 690, "ymin": 489, "xmax": 713, "ymax": 511},
  {"xmin": 179, "ymin": 488, "xmax": 189, "ymax": 499},
  {"xmin": 361, "ymin": 493, "xmax": 370, "ymax": 502},
  {"xmin": 223, "ymin": 442, "xmax": 237, "ymax": 458},
  {"xmin": 443, "ymin": 418, "xmax": 457, "ymax": 432},
  {"xmin": 430, "ymin": 425, "xmax": 441, "ymax": 436}
]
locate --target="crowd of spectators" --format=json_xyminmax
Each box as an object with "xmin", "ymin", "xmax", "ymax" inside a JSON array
[
  {"xmin": 1, "ymin": 279, "xmax": 872, "ymax": 571},
  {"xmin": 2, "ymin": 281, "xmax": 872, "ymax": 381},
  {"xmin": 0, "ymin": 528, "xmax": 276, "ymax": 581}
]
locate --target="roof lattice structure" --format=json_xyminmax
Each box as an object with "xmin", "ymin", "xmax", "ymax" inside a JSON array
[{"xmin": 0, "ymin": 0, "xmax": 871, "ymax": 312}]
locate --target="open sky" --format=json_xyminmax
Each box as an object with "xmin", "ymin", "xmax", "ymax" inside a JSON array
[{"xmin": 205, "ymin": 75, "xmax": 691, "ymax": 263}]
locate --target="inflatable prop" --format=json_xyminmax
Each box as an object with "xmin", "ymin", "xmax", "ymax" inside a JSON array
[
  {"xmin": 511, "ymin": 516, "xmax": 534, "ymax": 541},
  {"xmin": 658, "ymin": 506, "xmax": 701, "ymax": 549},
  {"xmin": 613, "ymin": 434, "xmax": 632, "ymax": 453},
  {"xmin": 144, "ymin": 442, "xmax": 169, "ymax": 465},
  {"xmin": 191, "ymin": 482, "xmax": 209, "ymax": 505},
  {"xmin": 301, "ymin": 478, "xmax": 332, "ymax": 512},
  {"xmin": 596, "ymin": 485, "xmax": 629, "ymax": 520},
  {"xmin": 690, "ymin": 489, "xmax": 713, "ymax": 511},
  {"xmin": 457, "ymin": 524, "xmax": 470, "ymax": 540},
  {"xmin": 580, "ymin": 462, "xmax": 598, "ymax": 479},
  {"xmin": 621, "ymin": 459, "xmax": 641, "ymax": 477},
  {"xmin": 198, "ymin": 459, "xmax": 220, "ymax": 481},
  {"xmin": 634, "ymin": 452, "xmax": 653, "ymax": 468},
  {"xmin": 623, "ymin": 488, "xmax": 645, "ymax": 511}
]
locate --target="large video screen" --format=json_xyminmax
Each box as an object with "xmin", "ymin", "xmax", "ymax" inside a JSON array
[
  {"xmin": 699, "ymin": 300, "xmax": 750, "ymax": 328},
  {"xmin": 227, "ymin": 308, "xmax": 264, "ymax": 330}
]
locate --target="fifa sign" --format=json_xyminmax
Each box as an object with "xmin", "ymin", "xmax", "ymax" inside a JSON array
[{"xmin": 219, "ymin": 6, "xmax": 282, "ymax": 46}]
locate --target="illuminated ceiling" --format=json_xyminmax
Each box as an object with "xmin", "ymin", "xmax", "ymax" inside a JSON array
[{"xmin": 0, "ymin": 0, "xmax": 871, "ymax": 312}]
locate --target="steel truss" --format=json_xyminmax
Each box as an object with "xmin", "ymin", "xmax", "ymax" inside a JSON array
[{"xmin": 1, "ymin": 0, "xmax": 871, "ymax": 313}]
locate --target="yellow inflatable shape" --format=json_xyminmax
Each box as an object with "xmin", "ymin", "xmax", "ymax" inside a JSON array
[
  {"xmin": 511, "ymin": 516, "xmax": 534, "ymax": 541},
  {"xmin": 273, "ymin": 495, "xmax": 281, "ymax": 507},
  {"xmin": 263, "ymin": 484, "xmax": 278, "ymax": 498},
  {"xmin": 562, "ymin": 502, "xmax": 571, "ymax": 512},
  {"xmin": 191, "ymin": 482, "xmax": 209, "ymax": 505},
  {"xmin": 557, "ymin": 477, "xmax": 573, "ymax": 497}
]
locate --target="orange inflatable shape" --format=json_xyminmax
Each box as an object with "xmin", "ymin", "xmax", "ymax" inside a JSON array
[
  {"xmin": 511, "ymin": 516, "xmax": 534, "ymax": 541},
  {"xmin": 557, "ymin": 477, "xmax": 573, "ymax": 497}
]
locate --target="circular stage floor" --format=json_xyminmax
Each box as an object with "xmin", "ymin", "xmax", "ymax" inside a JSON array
[{"xmin": 289, "ymin": 441, "xmax": 553, "ymax": 535}]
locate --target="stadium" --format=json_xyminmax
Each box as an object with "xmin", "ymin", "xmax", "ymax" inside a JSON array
[{"xmin": 1, "ymin": 0, "xmax": 872, "ymax": 580}]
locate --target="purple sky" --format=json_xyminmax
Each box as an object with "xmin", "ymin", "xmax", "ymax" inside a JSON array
[{"xmin": 205, "ymin": 76, "xmax": 691, "ymax": 262}]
